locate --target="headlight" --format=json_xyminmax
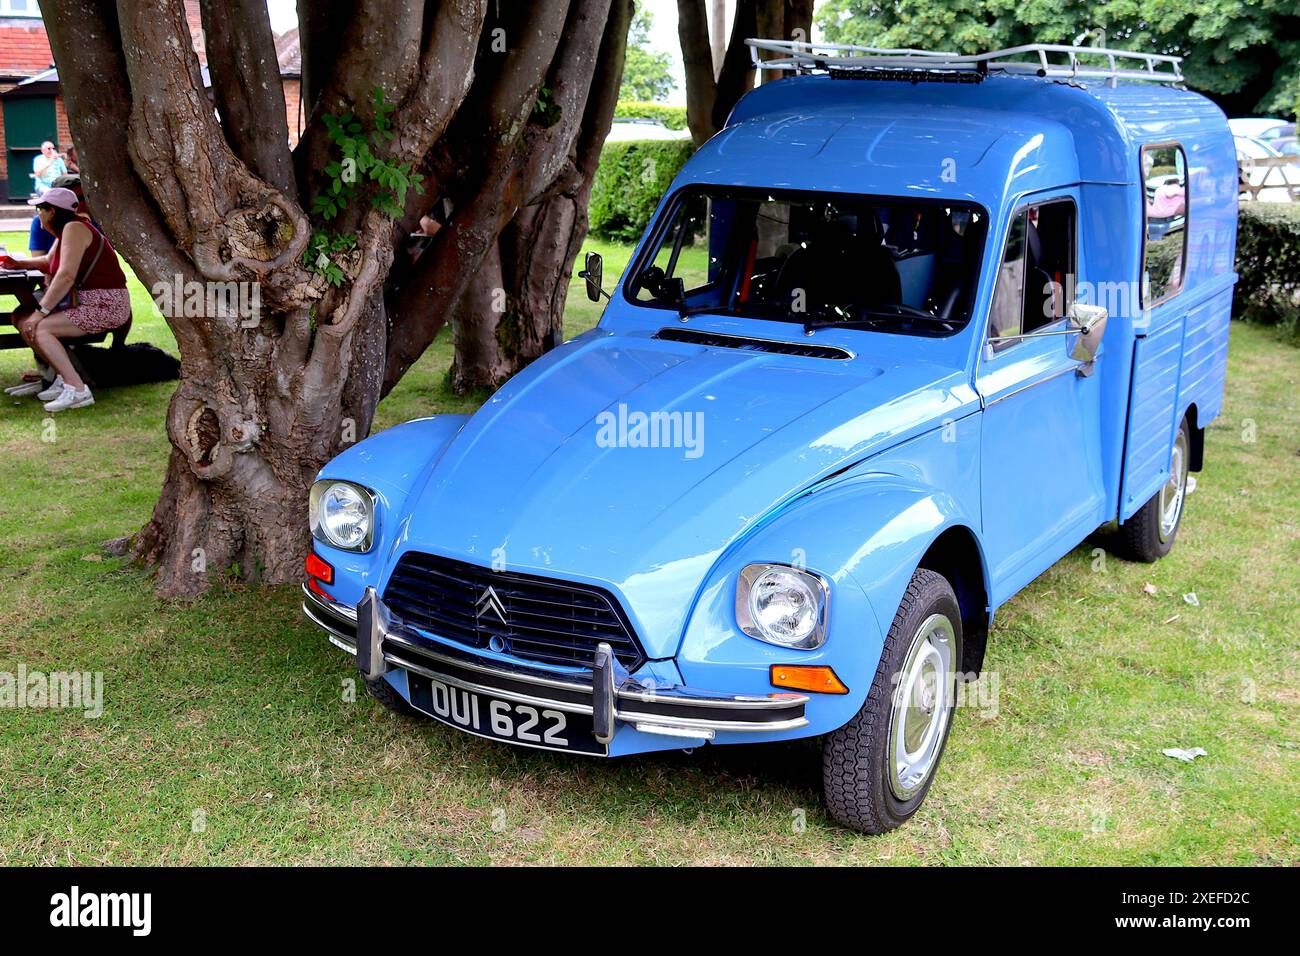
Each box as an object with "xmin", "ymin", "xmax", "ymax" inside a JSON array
[
  {"xmin": 309, "ymin": 480, "xmax": 376, "ymax": 552},
  {"xmin": 736, "ymin": 564, "xmax": 829, "ymax": 649}
]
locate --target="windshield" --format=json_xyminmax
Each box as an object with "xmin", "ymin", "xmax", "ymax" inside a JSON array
[{"xmin": 627, "ymin": 187, "xmax": 988, "ymax": 336}]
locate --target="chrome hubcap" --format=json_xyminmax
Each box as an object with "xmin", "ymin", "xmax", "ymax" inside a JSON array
[
  {"xmin": 1158, "ymin": 428, "xmax": 1189, "ymax": 542},
  {"xmin": 887, "ymin": 613, "xmax": 956, "ymax": 801}
]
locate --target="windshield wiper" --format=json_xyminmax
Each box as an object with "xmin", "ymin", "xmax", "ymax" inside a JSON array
[
  {"xmin": 804, "ymin": 304, "xmax": 955, "ymax": 333},
  {"xmin": 791, "ymin": 304, "xmax": 853, "ymax": 330},
  {"xmin": 677, "ymin": 302, "xmax": 744, "ymax": 318}
]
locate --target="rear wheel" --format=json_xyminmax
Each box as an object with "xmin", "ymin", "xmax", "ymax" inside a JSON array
[
  {"xmin": 1117, "ymin": 417, "xmax": 1191, "ymax": 562},
  {"xmin": 822, "ymin": 568, "xmax": 962, "ymax": 834}
]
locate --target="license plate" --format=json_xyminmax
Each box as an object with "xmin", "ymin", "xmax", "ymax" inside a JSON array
[{"xmin": 406, "ymin": 672, "xmax": 607, "ymax": 756}]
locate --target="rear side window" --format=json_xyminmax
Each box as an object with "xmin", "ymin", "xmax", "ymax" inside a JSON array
[
  {"xmin": 1141, "ymin": 143, "xmax": 1188, "ymax": 304},
  {"xmin": 988, "ymin": 198, "xmax": 1077, "ymax": 348}
]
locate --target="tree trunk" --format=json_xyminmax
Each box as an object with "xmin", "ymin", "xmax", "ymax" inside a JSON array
[
  {"xmin": 450, "ymin": 0, "xmax": 630, "ymax": 392},
  {"xmin": 449, "ymin": 243, "xmax": 511, "ymax": 392},
  {"xmin": 679, "ymin": 0, "xmax": 757, "ymax": 146},
  {"xmin": 41, "ymin": 0, "xmax": 632, "ymax": 598},
  {"xmin": 680, "ymin": 0, "xmax": 810, "ymax": 144},
  {"xmin": 396, "ymin": 0, "xmax": 630, "ymax": 396},
  {"xmin": 710, "ymin": 0, "xmax": 728, "ymax": 78}
]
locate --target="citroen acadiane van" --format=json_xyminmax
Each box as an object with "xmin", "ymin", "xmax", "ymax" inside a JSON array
[{"xmin": 303, "ymin": 42, "xmax": 1237, "ymax": 832}]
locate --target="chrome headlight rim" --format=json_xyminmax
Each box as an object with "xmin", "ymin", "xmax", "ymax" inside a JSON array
[
  {"xmin": 309, "ymin": 479, "xmax": 377, "ymax": 553},
  {"xmin": 736, "ymin": 563, "xmax": 830, "ymax": 650}
]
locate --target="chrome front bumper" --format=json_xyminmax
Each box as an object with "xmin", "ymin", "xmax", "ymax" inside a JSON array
[{"xmin": 303, "ymin": 584, "xmax": 809, "ymax": 742}]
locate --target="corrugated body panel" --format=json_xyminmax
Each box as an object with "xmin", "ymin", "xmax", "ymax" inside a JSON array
[
  {"xmin": 1121, "ymin": 316, "xmax": 1184, "ymax": 518},
  {"xmin": 1177, "ymin": 288, "xmax": 1233, "ymax": 425}
]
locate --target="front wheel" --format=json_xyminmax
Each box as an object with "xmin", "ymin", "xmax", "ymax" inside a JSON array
[
  {"xmin": 822, "ymin": 568, "xmax": 962, "ymax": 834},
  {"xmin": 364, "ymin": 674, "xmax": 418, "ymax": 717},
  {"xmin": 1117, "ymin": 417, "xmax": 1191, "ymax": 562}
]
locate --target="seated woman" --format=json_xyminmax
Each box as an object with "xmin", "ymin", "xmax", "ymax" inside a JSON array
[{"xmin": 1, "ymin": 187, "xmax": 129, "ymax": 412}]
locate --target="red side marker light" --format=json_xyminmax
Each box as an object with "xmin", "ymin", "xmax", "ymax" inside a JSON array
[{"xmin": 305, "ymin": 552, "xmax": 333, "ymax": 586}]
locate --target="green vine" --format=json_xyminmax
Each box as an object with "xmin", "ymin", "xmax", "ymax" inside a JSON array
[
  {"xmin": 532, "ymin": 83, "xmax": 560, "ymax": 127},
  {"xmin": 304, "ymin": 231, "xmax": 357, "ymax": 287},
  {"xmin": 305, "ymin": 86, "xmax": 424, "ymax": 286}
]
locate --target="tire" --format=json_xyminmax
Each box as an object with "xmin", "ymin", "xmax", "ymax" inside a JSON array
[
  {"xmin": 1117, "ymin": 417, "xmax": 1191, "ymax": 563},
  {"xmin": 822, "ymin": 568, "xmax": 962, "ymax": 834},
  {"xmin": 364, "ymin": 674, "xmax": 418, "ymax": 717}
]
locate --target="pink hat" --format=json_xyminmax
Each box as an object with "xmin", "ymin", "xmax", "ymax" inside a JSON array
[{"xmin": 29, "ymin": 187, "xmax": 78, "ymax": 211}]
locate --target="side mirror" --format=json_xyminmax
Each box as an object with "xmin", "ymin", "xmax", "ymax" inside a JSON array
[
  {"xmin": 579, "ymin": 251, "xmax": 605, "ymax": 302},
  {"xmin": 1070, "ymin": 303, "xmax": 1107, "ymax": 365}
]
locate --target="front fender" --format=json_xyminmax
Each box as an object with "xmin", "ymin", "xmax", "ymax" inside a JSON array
[
  {"xmin": 314, "ymin": 415, "xmax": 469, "ymax": 605},
  {"xmin": 676, "ymin": 454, "xmax": 982, "ymax": 742}
]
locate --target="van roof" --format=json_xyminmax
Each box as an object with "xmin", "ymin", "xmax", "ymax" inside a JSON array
[{"xmin": 689, "ymin": 73, "xmax": 1229, "ymax": 208}]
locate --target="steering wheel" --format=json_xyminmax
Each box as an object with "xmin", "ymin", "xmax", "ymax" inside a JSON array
[{"xmin": 773, "ymin": 246, "xmax": 812, "ymax": 306}]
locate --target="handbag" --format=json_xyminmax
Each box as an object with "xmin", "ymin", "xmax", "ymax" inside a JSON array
[{"xmin": 56, "ymin": 225, "xmax": 106, "ymax": 310}]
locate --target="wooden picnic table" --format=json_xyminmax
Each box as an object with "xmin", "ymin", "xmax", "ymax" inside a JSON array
[{"xmin": 0, "ymin": 269, "xmax": 46, "ymax": 350}]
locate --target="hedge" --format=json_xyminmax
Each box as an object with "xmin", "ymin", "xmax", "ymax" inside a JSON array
[
  {"xmin": 589, "ymin": 138, "xmax": 695, "ymax": 242},
  {"xmin": 1234, "ymin": 202, "xmax": 1300, "ymax": 335},
  {"xmin": 614, "ymin": 101, "xmax": 688, "ymax": 130}
]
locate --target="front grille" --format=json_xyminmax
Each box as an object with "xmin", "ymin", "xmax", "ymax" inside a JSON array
[{"xmin": 383, "ymin": 552, "xmax": 647, "ymax": 671}]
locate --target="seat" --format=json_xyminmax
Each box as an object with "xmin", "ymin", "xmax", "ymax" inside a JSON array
[
  {"xmin": 774, "ymin": 212, "xmax": 902, "ymax": 313},
  {"xmin": 67, "ymin": 314, "xmax": 132, "ymax": 349},
  {"xmin": 849, "ymin": 212, "xmax": 902, "ymax": 306}
]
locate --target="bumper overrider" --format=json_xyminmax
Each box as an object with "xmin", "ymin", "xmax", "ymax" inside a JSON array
[{"xmin": 302, "ymin": 584, "xmax": 809, "ymax": 751}]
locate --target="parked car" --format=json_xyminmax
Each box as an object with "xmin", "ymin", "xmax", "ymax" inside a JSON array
[
  {"xmin": 303, "ymin": 42, "xmax": 1238, "ymax": 833},
  {"xmin": 1269, "ymin": 131, "xmax": 1298, "ymax": 156},
  {"xmin": 1235, "ymin": 135, "xmax": 1300, "ymax": 202},
  {"xmin": 1228, "ymin": 117, "xmax": 1296, "ymax": 153},
  {"xmin": 605, "ymin": 117, "xmax": 691, "ymax": 142},
  {"xmin": 1227, "ymin": 115, "xmax": 1289, "ymax": 143}
]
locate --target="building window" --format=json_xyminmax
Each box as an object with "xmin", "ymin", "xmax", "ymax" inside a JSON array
[{"xmin": 0, "ymin": 0, "xmax": 40, "ymax": 17}]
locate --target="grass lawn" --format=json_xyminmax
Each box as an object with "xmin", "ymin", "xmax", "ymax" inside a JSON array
[{"xmin": 0, "ymin": 232, "xmax": 1295, "ymax": 865}]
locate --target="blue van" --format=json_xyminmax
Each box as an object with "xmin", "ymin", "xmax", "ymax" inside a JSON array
[{"xmin": 302, "ymin": 43, "xmax": 1237, "ymax": 832}]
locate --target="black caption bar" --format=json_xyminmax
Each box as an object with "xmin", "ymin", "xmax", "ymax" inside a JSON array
[{"xmin": 0, "ymin": 866, "xmax": 1281, "ymax": 942}]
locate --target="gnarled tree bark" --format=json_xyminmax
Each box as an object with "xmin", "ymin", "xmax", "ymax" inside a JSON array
[{"xmin": 42, "ymin": 0, "xmax": 632, "ymax": 597}]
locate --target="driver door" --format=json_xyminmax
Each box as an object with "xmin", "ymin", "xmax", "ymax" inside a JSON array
[{"xmin": 976, "ymin": 192, "xmax": 1107, "ymax": 605}]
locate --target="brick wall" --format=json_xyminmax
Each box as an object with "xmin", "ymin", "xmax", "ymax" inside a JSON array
[
  {"xmin": 185, "ymin": 0, "xmax": 207, "ymax": 64},
  {"xmin": 284, "ymin": 78, "xmax": 302, "ymax": 147},
  {"xmin": 54, "ymin": 94, "xmax": 70, "ymax": 151}
]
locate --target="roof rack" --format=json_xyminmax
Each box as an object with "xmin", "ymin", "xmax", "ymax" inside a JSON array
[{"xmin": 746, "ymin": 39, "xmax": 1184, "ymax": 88}]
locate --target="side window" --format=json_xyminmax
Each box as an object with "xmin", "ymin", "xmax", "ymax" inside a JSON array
[
  {"xmin": 633, "ymin": 193, "xmax": 711, "ymax": 303},
  {"xmin": 988, "ymin": 199, "xmax": 1077, "ymax": 346},
  {"xmin": 1142, "ymin": 144, "xmax": 1188, "ymax": 304},
  {"xmin": 988, "ymin": 212, "xmax": 1026, "ymax": 341}
]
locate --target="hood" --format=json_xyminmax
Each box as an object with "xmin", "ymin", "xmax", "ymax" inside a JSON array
[{"xmin": 390, "ymin": 329, "xmax": 973, "ymax": 658}]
